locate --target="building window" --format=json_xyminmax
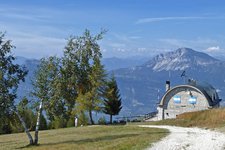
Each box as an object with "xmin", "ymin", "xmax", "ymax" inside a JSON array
[
  {"xmin": 173, "ymin": 95, "xmax": 181, "ymax": 103},
  {"xmin": 189, "ymin": 96, "xmax": 197, "ymax": 104}
]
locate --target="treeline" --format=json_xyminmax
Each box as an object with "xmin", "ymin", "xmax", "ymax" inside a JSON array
[{"xmin": 0, "ymin": 30, "xmax": 122, "ymax": 144}]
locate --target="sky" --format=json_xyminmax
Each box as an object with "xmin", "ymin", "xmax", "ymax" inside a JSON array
[{"xmin": 1, "ymin": 0, "xmax": 225, "ymax": 59}]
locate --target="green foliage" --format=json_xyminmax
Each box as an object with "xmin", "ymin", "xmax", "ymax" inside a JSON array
[
  {"xmin": 63, "ymin": 29, "xmax": 107, "ymax": 124},
  {"xmin": 98, "ymin": 117, "xmax": 106, "ymax": 125},
  {"xmin": 0, "ymin": 121, "xmax": 11, "ymax": 134},
  {"xmin": 30, "ymin": 29, "xmax": 108, "ymax": 129},
  {"xmin": 32, "ymin": 56, "xmax": 60, "ymax": 104},
  {"xmin": 0, "ymin": 118, "xmax": 12, "ymax": 134},
  {"xmin": 103, "ymin": 75, "xmax": 122, "ymax": 123},
  {"xmin": 11, "ymin": 97, "xmax": 36, "ymax": 132},
  {"xmin": 77, "ymin": 111, "xmax": 89, "ymax": 126},
  {"xmin": 0, "ymin": 97, "xmax": 36, "ymax": 134},
  {"xmin": 49, "ymin": 117, "xmax": 67, "ymax": 129},
  {"xmin": 39, "ymin": 114, "xmax": 47, "ymax": 130},
  {"xmin": 66, "ymin": 117, "xmax": 75, "ymax": 127},
  {"xmin": 32, "ymin": 56, "xmax": 68, "ymax": 122},
  {"xmin": 0, "ymin": 32, "xmax": 28, "ymax": 134},
  {"xmin": 32, "ymin": 56, "xmax": 62, "ymax": 144}
]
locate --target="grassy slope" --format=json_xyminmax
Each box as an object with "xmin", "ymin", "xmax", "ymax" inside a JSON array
[
  {"xmin": 0, "ymin": 125, "xmax": 168, "ymax": 150},
  {"xmin": 142, "ymin": 108, "xmax": 225, "ymax": 129}
]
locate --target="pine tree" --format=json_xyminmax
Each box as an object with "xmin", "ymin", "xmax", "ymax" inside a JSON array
[{"xmin": 103, "ymin": 75, "xmax": 122, "ymax": 124}]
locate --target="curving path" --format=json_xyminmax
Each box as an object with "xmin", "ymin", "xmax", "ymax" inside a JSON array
[{"xmin": 139, "ymin": 125, "xmax": 225, "ymax": 150}]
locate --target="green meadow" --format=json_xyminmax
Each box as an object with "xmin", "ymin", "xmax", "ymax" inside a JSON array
[{"xmin": 0, "ymin": 125, "xmax": 168, "ymax": 150}]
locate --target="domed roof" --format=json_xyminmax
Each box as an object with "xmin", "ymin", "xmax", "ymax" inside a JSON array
[
  {"xmin": 187, "ymin": 80, "xmax": 220, "ymax": 104},
  {"xmin": 159, "ymin": 80, "xmax": 221, "ymax": 106}
]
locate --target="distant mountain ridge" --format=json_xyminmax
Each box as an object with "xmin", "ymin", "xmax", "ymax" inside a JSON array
[
  {"xmin": 102, "ymin": 56, "xmax": 150, "ymax": 70},
  {"xmin": 15, "ymin": 48, "xmax": 225, "ymax": 116},
  {"xmin": 145, "ymin": 48, "xmax": 220, "ymax": 71},
  {"xmin": 113, "ymin": 48, "xmax": 225, "ymax": 115},
  {"xmin": 15, "ymin": 56, "xmax": 148, "ymax": 101}
]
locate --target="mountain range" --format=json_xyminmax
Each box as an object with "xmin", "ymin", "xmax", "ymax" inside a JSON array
[
  {"xmin": 15, "ymin": 48, "xmax": 225, "ymax": 116},
  {"xmin": 113, "ymin": 48, "xmax": 225, "ymax": 115}
]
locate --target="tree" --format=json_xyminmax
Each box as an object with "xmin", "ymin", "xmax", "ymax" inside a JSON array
[
  {"xmin": 13, "ymin": 97, "xmax": 36, "ymax": 133},
  {"xmin": 32, "ymin": 56, "xmax": 60, "ymax": 145},
  {"xmin": 63, "ymin": 29, "xmax": 107, "ymax": 124},
  {"xmin": 12, "ymin": 100, "xmax": 35, "ymax": 144},
  {"xmin": 0, "ymin": 32, "xmax": 31, "ymax": 141},
  {"xmin": 76, "ymin": 57, "xmax": 106, "ymax": 124},
  {"xmin": 103, "ymin": 75, "xmax": 122, "ymax": 124}
]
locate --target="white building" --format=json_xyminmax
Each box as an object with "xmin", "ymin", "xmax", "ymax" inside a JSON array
[{"xmin": 157, "ymin": 80, "xmax": 221, "ymax": 120}]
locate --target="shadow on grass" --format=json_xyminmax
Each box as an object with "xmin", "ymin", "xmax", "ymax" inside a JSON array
[
  {"xmin": 16, "ymin": 144, "xmax": 40, "ymax": 149},
  {"xmin": 0, "ymin": 140, "xmax": 15, "ymax": 144},
  {"xmin": 16, "ymin": 131, "xmax": 168, "ymax": 149}
]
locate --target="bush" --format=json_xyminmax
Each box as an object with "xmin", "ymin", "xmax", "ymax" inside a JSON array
[
  {"xmin": 49, "ymin": 117, "xmax": 66, "ymax": 129},
  {"xmin": 66, "ymin": 117, "xmax": 75, "ymax": 127},
  {"xmin": 39, "ymin": 114, "xmax": 48, "ymax": 130},
  {"xmin": 77, "ymin": 112, "xmax": 89, "ymax": 126},
  {"xmin": 98, "ymin": 117, "xmax": 106, "ymax": 125},
  {"xmin": 1, "ymin": 124, "xmax": 12, "ymax": 134}
]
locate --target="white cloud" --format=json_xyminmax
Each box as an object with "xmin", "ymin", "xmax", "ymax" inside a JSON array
[
  {"xmin": 102, "ymin": 49, "xmax": 107, "ymax": 52},
  {"xmin": 136, "ymin": 16, "xmax": 206, "ymax": 24},
  {"xmin": 159, "ymin": 38, "xmax": 183, "ymax": 47},
  {"xmin": 8, "ymin": 31, "xmax": 66, "ymax": 58},
  {"xmin": 109, "ymin": 43, "xmax": 126, "ymax": 48},
  {"xmin": 137, "ymin": 47, "xmax": 147, "ymax": 52},
  {"xmin": 158, "ymin": 38, "xmax": 218, "ymax": 48},
  {"xmin": 116, "ymin": 48, "xmax": 126, "ymax": 52},
  {"xmin": 206, "ymin": 46, "xmax": 221, "ymax": 52}
]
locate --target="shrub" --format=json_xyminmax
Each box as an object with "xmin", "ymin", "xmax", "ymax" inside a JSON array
[{"xmin": 98, "ymin": 117, "xmax": 106, "ymax": 125}]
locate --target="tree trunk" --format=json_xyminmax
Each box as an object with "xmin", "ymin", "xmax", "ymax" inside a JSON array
[
  {"xmin": 34, "ymin": 100, "xmax": 43, "ymax": 145},
  {"xmin": 110, "ymin": 115, "xmax": 112, "ymax": 124},
  {"xmin": 89, "ymin": 110, "xmax": 94, "ymax": 125},
  {"xmin": 13, "ymin": 108, "xmax": 34, "ymax": 145}
]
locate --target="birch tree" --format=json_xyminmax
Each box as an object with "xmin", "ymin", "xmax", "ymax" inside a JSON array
[{"xmin": 32, "ymin": 56, "xmax": 60, "ymax": 145}]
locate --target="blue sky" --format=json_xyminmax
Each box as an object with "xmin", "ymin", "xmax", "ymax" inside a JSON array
[{"xmin": 1, "ymin": 0, "xmax": 225, "ymax": 59}]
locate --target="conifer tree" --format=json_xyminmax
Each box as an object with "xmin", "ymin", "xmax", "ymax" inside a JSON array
[{"xmin": 103, "ymin": 75, "xmax": 122, "ymax": 124}]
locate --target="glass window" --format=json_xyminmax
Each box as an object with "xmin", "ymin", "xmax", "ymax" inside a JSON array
[
  {"xmin": 173, "ymin": 95, "xmax": 181, "ymax": 103},
  {"xmin": 189, "ymin": 96, "xmax": 197, "ymax": 104}
]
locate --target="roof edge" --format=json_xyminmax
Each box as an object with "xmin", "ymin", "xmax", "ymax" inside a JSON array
[{"xmin": 159, "ymin": 84, "xmax": 212, "ymax": 106}]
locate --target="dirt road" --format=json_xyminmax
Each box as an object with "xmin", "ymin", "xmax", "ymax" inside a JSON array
[{"xmin": 140, "ymin": 125, "xmax": 225, "ymax": 150}]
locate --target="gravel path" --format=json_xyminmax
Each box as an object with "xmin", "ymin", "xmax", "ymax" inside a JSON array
[{"xmin": 140, "ymin": 125, "xmax": 225, "ymax": 150}]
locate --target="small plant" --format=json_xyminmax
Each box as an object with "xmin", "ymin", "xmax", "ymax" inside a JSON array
[{"xmin": 98, "ymin": 117, "xmax": 106, "ymax": 125}]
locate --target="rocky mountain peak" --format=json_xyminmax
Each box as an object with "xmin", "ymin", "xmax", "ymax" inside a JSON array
[{"xmin": 145, "ymin": 48, "xmax": 219, "ymax": 71}]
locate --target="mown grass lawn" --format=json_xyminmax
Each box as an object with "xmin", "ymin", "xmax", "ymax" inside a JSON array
[{"xmin": 0, "ymin": 125, "xmax": 169, "ymax": 150}]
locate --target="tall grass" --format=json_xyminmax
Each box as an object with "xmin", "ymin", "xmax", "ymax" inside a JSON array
[
  {"xmin": 177, "ymin": 108, "xmax": 225, "ymax": 128},
  {"xmin": 145, "ymin": 108, "xmax": 225, "ymax": 129}
]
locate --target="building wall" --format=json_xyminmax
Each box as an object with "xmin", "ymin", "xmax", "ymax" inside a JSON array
[{"xmin": 162, "ymin": 87, "xmax": 209, "ymax": 119}]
